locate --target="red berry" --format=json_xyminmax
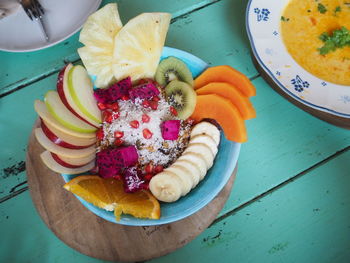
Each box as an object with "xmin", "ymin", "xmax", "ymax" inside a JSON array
[
  {"xmin": 152, "ymin": 96, "xmax": 160, "ymax": 102},
  {"xmin": 96, "ymin": 128, "xmax": 104, "ymax": 140},
  {"xmin": 114, "ymin": 131, "xmax": 124, "ymax": 138},
  {"xmin": 97, "ymin": 102, "xmax": 107, "ymax": 110},
  {"xmin": 170, "ymin": 106, "xmax": 178, "ymax": 116},
  {"xmin": 121, "ymin": 95, "xmax": 129, "ymax": 101},
  {"xmin": 154, "ymin": 165, "xmax": 164, "ymax": 173},
  {"xmin": 145, "ymin": 163, "xmax": 154, "ymax": 174},
  {"xmin": 114, "ymin": 138, "xmax": 123, "ymax": 146},
  {"xmin": 149, "ymin": 100, "xmax": 158, "ymax": 110},
  {"xmin": 143, "ymin": 128, "xmax": 153, "ymax": 139},
  {"xmin": 107, "ymin": 102, "xmax": 119, "ymax": 111},
  {"xmin": 142, "ymin": 114, "xmax": 150, "ymax": 123},
  {"xmin": 103, "ymin": 110, "xmax": 112, "ymax": 123},
  {"xmin": 142, "ymin": 100, "xmax": 150, "ymax": 108},
  {"xmin": 144, "ymin": 173, "xmax": 154, "ymax": 181},
  {"xmin": 130, "ymin": 120, "xmax": 139, "ymax": 129}
]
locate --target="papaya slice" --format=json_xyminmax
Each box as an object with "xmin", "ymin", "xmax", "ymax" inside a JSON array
[
  {"xmin": 190, "ymin": 94, "xmax": 247, "ymax": 143},
  {"xmin": 194, "ymin": 65, "xmax": 256, "ymax": 97},
  {"xmin": 196, "ymin": 82, "xmax": 256, "ymax": 120}
]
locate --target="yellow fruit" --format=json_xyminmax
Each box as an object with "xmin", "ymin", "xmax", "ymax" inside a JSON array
[
  {"xmin": 112, "ymin": 12, "xmax": 171, "ymax": 82},
  {"xmin": 63, "ymin": 175, "xmax": 161, "ymax": 220},
  {"xmin": 78, "ymin": 3, "xmax": 123, "ymax": 88}
]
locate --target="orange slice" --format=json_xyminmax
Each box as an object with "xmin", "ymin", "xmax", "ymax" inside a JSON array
[{"xmin": 63, "ymin": 175, "xmax": 160, "ymax": 220}]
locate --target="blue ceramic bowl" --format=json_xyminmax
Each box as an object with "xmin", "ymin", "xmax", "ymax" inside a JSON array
[{"xmin": 62, "ymin": 47, "xmax": 241, "ymax": 226}]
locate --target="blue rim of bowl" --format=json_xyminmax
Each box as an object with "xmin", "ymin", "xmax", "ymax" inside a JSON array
[
  {"xmin": 245, "ymin": 0, "xmax": 350, "ymax": 118},
  {"xmin": 62, "ymin": 46, "xmax": 240, "ymax": 226}
]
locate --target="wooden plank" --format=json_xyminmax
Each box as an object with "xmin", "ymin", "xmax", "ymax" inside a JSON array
[
  {"xmin": 148, "ymin": 150, "xmax": 350, "ymax": 263},
  {"xmin": 0, "ymin": 0, "xmax": 218, "ymax": 96},
  {"xmin": 1, "ymin": 147, "xmax": 349, "ymax": 262}
]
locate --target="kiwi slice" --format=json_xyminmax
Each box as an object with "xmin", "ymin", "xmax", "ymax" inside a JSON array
[
  {"xmin": 155, "ymin": 57, "xmax": 194, "ymax": 87},
  {"xmin": 165, "ymin": 80, "xmax": 197, "ymax": 120}
]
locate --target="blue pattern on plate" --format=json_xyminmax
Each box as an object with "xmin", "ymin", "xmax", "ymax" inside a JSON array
[
  {"xmin": 254, "ymin": 8, "xmax": 270, "ymax": 22},
  {"xmin": 291, "ymin": 75, "xmax": 310, "ymax": 92},
  {"xmin": 62, "ymin": 47, "xmax": 240, "ymax": 226},
  {"xmin": 339, "ymin": 95, "xmax": 350, "ymax": 104}
]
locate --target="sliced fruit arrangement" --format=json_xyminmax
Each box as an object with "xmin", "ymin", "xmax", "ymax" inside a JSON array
[
  {"xmin": 63, "ymin": 175, "xmax": 160, "ymax": 220},
  {"xmin": 149, "ymin": 122, "xmax": 220, "ymax": 202},
  {"xmin": 190, "ymin": 65, "xmax": 256, "ymax": 143}
]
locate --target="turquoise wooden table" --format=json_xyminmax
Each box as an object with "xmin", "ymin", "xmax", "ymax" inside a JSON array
[{"xmin": 1, "ymin": 0, "xmax": 350, "ymax": 262}]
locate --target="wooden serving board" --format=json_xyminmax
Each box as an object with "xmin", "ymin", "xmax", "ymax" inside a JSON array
[
  {"xmin": 252, "ymin": 56, "xmax": 350, "ymax": 129},
  {"xmin": 26, "ymin": 122, "xmax": 237, "ymax": 262}
]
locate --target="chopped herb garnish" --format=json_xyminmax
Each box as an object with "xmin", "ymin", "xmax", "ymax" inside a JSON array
[
  {"xmin": 318, "ymin": 26, "xmax": 350, "ymax": 55},
  {"xmin": 334, "ymin": 6, "xmax": 341, "ymax": 15},
  {"xmin": 281, "ymin": 16, "xmax": 289, "ymax": 21},
  {"xmin": 317, "ymin": 3, "xmax": 327, "ymax": 13}
]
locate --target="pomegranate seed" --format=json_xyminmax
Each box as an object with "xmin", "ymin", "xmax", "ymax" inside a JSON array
[
  {"xmin": 113, "ymin": 174, "xmax": 122, "ymax": 180},
  {"xmin": 130, "ymin": 120, "xmax": 139, "ymax": 129},
  {"xmin": 144, "ymin": 173, "xmax": 153, "ymax": 181},
  {"xmin": 103, "ymin": 110, "xmax": 112, "ymax": 122},
  {"xmin": 142, "ymin": 100, "xmax": 150, "ymax": 108},
  {"xmin": 143, "ymin": 128, "xmax": 153, "ymax": 139},
  {"xmin": 97, "ymin": 102, "xmax": 107, "ymax": 110},
  {"xmin": 96, "ymin": 128, "xmax": 104, "ymax": 140},
  {"xmin": 170, "ymin": 106, "xmax": 178, "ymax": 116},
  {"xmin": 114, "ymin": 138, "xmax": 124, "ymax": 146},
  {"xmin": 142, "ymin": 114, "xmax": 150, "ymax": 123},
  {"xmin": 114, "ymin": 131, "xmax": 124, "ymax": 138},
  {"xmin": 154, "ymin": 165, "xmax": 164, "ymax": 173},
  {"xmin": 145, "ymin": 163, "xmax": 154, "ymax": 174},
  {"xmin": 149, "ymin": 100, "xmax": 158, "ymax": 110},
  {"xmin": 107, "ymin": 102, "xmax": 119, "ymax": 111},
  {"xmin": 121, "ymin": 95, "xmax": 129, "ymax": 101},
  {"xmin": 152, "ymin": 96, "xmax": 160, "ymax": 102}
]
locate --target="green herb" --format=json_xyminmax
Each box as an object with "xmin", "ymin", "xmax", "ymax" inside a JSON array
[
  {"xmin": 281, "ymin": 16, "xmax": 289, "ymax": 21},
  {"xmin": 334, "ymin": 6, "xmax": 341, "ymax": 15},
  {"xmin": 317, "ymin": 3, "xmax": 327, "ymax": 13},
  {"xmin": 318, "ymin": 26, "xmax": 350, "ymax": 55}
]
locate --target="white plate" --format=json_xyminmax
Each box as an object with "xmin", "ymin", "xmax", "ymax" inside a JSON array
[
  {"xmin": 0, "ymin": 0, "xmax": 101, "ymax": 52},
  {"xmin": 246, "ymin": 0, "xmax": 350, "ymax": 118}
]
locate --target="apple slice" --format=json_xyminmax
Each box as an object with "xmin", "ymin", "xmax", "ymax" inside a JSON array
[
  {"xmin": 51, "ymin": 153, "xmax": 86, "ymax": 168},
  {"xmin": 44, "ymin": 91, "xmax": 97, "ymax": 133},
  {"xmin": 56, "ymin": 64, "xmax": 98, "ymax": 128},
  {"xmin": 34, "ymin": 100, "xmax": 96, "ymax": 139},
  {"xmin": 35, "ymin": 128, "xmax": 96, "ymax": 158},
  {"xmin": 55, "ymin": 152, "xmax": 95, "ymax": 166},
  {"xmin": 41, "ymin": 120, "xmax": 95, "ymax": 149},
  {"xmin": 41, "ymin": 151, "xmax": 95, "ymax": 174},
  {"xmin": 63, "ymin": 65, "xmax": 102, "ymax": 127}
]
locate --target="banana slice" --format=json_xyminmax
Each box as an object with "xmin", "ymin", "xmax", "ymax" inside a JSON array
[
  {"xmin": 149, "ymin": 171, "xmax": 183, "ymax": 202},
  {"xmin": 172, "ymin": 160, "xmax": 201, "ymax": 188},
  {"xmin": 184, "ymin": 143, "xmax": 214, "ymax": 169},
  {"xmin": 164, "ymin": 166, "xmax": 192, "ymax": 196},
  {"xmin": 190, "ymin": 121, "xmax": 220, "ymax": 146},
  {"xmin": 177, "ymin": 152, "xmax": 207, "ymax": 180},
  {"xmin": 190, "ymin": 134, "xmax": 218, "ymax": 156}
]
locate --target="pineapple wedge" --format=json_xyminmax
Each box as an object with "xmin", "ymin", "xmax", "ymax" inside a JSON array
[
  {"xmin": 78, "ymin": 3, "xmax": 123, "ymax": 88},
  {"xmin": 112, "ymin": 13, "xmax": 171, "ymax": 82}
]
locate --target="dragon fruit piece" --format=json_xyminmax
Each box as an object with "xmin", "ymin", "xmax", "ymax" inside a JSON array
[
  {"xmin": 161, "ymin": 120, "xmax": 181, "ymax": 140},
  {"xmin": 122, "ymin": 167, "xmax": 146, "ymax": 193},
  {"xmin": 96, "ymin": 149, "xmax": 122, "ymax": 178},
  {"xmin": 93, "ymin": 88, "xmax": 110, "ymax": 104},
  {"xmin": 108, "ymin": 77, "xmax": 132, "ymax": 101},
  {"xmin": 114, "ymin": 145, "xmax": 138, "ymax": 167},
  {"xmin": 128, "ymin": 82, "xmax": 160, "ymax": 101}
]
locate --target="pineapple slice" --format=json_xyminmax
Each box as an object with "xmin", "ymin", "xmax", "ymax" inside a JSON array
[
  {"xmin": 78, "ymin": 3, "xmax": 123, "ymax": 88},
  {"xmin": 112, "ymin": 13, "xmax": 171, "ymax": 82}
]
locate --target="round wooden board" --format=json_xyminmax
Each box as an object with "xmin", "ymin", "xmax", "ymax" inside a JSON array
[
  {"xmin": 252, "ymin": 56, "xmax": 350, "ymax": 129},
  {"xmin": 26, "ymin": 122, "xmax": 237, "ymax": 262}
]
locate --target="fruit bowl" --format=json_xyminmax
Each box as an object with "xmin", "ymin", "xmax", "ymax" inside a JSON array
[{"xmin": 62, "ymin": 47, "xmax": 241, "ymax": 226}]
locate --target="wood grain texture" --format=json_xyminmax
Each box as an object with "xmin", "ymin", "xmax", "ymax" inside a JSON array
[
  {"xmin": 26, "ymin": 122, "xmax": 236, "ymax": 262},
  {"xmin": 252, "ymin": 56, "xmax": 350, "ymax": 129}
]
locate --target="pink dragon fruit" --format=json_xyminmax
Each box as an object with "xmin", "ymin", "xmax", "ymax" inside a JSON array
[
  {"xmin": 160, "ymin": 120, "xmax": 181, "ymax": 140},
  {"xmin": 122, "ymin": 167, "xmax": 146, "ymax": 193},
  {"xmin": 93, "ymin": 77, "xmax": 132, "ymax": 104},
  {"xmin": 96, "ymin": 145, "xmax": 138, "ymax": 178},
  {"xmin": 128, "ymin": 82, "xmax": 160, "ymax": 101}
]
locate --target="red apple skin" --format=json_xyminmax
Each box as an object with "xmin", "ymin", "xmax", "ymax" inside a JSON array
[
  {"xmin": 50, "ymin": 152, "xmax": 86, "ymax": 168},
  {"xmin": 41, "ymin": 120, "xmax": 93, "ymax": 149},
  {"xmin": 56, "ymin": 65, "xmax": 98, "ymax": 129}
]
